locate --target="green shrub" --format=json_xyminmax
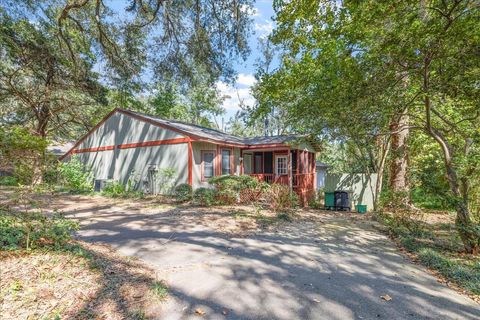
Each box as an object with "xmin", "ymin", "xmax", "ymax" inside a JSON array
[
  {"xmin": 418, "ymin": 248, "xmax": 480, "ymax": 294},
  {"xmin": 193, "ymin": 187, "xmax": 217, "ymax": 206},
  {"xmin": 174, "ymin": 183, "xmax": 193, "ymax": 202},
  {"xmin": 0, "ymin": 210, "xmax": 79, "ymax": 250},
  {"xmin": 101, "ymin": 181, "xmax": 143, "ymax": 198},
  {"xmin": 59, "ymin": 156, "xmax": 92, "ymax": 193},
  {"xmin": 157, "ymin": 168, "xmax": 177, "ymax": 195},
  {"xmin": 265, "ymin": 184, "xmax": 299, "ymax": 213},
  {"xmin": 0, "ymin": 176, "xmax": 18, "ymax": 186},
  {"xmin": 208, "ymin": 175, "xmax": 264, "ymax": 204}
]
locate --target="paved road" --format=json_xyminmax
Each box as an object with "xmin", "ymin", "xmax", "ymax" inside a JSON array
[{"xmin": 67, "ymin": 203, "xmax": 479, "ymax": 320}]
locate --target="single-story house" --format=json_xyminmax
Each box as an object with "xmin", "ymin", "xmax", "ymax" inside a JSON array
[{"xmin": 61, "ymin": 108, "xmax": 318, "ymax": 202}]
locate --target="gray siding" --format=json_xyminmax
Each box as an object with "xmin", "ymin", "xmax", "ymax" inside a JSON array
[
  {"xmin": 74, "ymin": 111, "xmax": 188, "ymax": 193},
  {"xmin": 192, "ymin": 142, "xmax": 241, "ymax": 189}
]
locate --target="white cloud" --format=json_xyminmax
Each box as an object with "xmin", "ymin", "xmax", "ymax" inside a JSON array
[
  {"xmin": 254, "ymin": 20, "xmax": 274, "ymax": 37},
  {"xmin": 216, "ymin": 73, "xmax": 257, "ymax": 114},
  {"xmin": 237, "ymin": 73, "xmax": 257, "ymax": 87}
]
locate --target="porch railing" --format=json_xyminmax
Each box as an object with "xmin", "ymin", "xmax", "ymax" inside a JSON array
[{"xmin": 248, "ymin": 173, "xmax": 313, "ymax": 188}]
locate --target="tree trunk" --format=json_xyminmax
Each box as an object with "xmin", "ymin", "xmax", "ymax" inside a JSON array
[
  {"xmin": 389, "ymin": 109, "xmax": 410, "ymax": 207},
  {"xmin": 373, "ymin": 136, "xmax": 391, "ymax": 211}
]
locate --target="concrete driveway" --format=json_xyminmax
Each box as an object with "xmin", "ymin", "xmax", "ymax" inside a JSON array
[{"xmin": 61, "ymin": 197, "xmax": 479, "ymax": 320}]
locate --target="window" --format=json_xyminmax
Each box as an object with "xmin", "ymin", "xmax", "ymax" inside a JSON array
[
  {"xmin": 221, "ymin": 149, "xmax": 231, "ymax": 175},
  {"xmin": 202, "ymin": 151, "xmax": 215, "ymax": 180},
  {"xmin": 276, "ymin": 155, "xmax": 288, "ymax": 175},
  {"xmin": 254, "ymin": 153, "xmax": 263, "ymax": 174}
]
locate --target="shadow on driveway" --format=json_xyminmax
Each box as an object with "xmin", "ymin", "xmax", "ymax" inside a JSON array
[{"xmin": 62, "ymin": 199, "xmax": 479, "ymax": 320}]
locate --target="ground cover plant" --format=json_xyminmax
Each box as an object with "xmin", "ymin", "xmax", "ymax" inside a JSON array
[{"xmin": 377, "ymin": 210, "xmax": 480, "ymax": 297}]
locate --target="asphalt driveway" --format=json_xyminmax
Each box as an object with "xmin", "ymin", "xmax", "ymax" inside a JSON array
[{"xmin": 61, "ymin": 197, "xmax": 479, "ymax": 320}]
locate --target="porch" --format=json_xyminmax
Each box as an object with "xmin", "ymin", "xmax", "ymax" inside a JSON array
[{"xmin": 240, "ymin": 148, "xmax": 316, "ymax": 204}]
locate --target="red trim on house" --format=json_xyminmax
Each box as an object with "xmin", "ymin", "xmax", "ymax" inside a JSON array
[
  {"xmin": 188, "ymin": 140, "xmax": 193, "ymax": 185},
  {"xmin": 200, "ymin": 150, "xmax": 216, "ymax": 181},
  {"xmin": 72, "ymin": 145, "xmax": 115, "ymax": 154},
  {"xmin": 117, "ymin": 137, "xmax": 190, "ymax": 149},
  {"xmin": 60, "ymin": 108, "xmax": 119, "ymax": 160},
  {"xmin": 241, "ymin": 143, "xmax": 289, "ymax": 150}
]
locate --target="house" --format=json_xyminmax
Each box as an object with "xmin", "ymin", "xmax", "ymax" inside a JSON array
[{"xmin": 61, "ymin": 108, "xmax": 318, "ymax": 202}]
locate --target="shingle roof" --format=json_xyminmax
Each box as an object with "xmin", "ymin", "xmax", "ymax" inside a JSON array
[{"xmin": 122, "ymin": 109, "xmax": 304, "ymax": 146}]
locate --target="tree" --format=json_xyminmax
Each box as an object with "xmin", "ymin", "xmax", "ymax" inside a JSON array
[
  {"xmin": 0, "ymin": 9, "xmax": 107, "ymax": 140},
  {"xmin": 260, "ymin": 0, "xmax": 479, "ymax": 253}
]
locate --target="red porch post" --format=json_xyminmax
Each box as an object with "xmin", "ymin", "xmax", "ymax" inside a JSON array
[{"xmin": 188, "ymin": 139, "xmax": 193, "ymax": 185}]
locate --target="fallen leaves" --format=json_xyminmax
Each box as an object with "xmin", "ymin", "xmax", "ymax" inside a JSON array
[
  {"xmin": 195, "ymin": 308, "xmax": 206, "ymax": 316},
  {"xmin": 380, "ymin": 294, "xmax": 392, "ymax": 301}
]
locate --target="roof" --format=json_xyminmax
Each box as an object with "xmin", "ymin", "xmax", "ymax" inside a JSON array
[
  {"xmin": 121, "ymin": 109, "xmax": 305, "ymax": 146},
  {"xmin": 316, "ymin": 161, "xmax": 330, "ymax": 168},
  {"xmin": 62, "ymin": 108, "xmax": 316, "ymax": 160}
]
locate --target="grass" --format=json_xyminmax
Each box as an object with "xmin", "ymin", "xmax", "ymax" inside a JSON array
[
  {"xmin": 151, "ymin": 281, "xmax": 169, "ymax": 299},
  {"xmin": 377, "ymin": 211, "xmax": 480, "ymax": 297}
]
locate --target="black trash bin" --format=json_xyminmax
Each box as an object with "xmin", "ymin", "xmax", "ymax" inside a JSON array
[{"xmin": 334, "ymin": 191, "xmax": 350, "ymax": 211}]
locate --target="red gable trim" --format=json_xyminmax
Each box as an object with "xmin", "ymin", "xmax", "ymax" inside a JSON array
[
  {"xmin": 72, "ymin": 146, "xmax": 115, "ymax": 154},
  {"xmin": 117, "ymin": 137, "xmax": 189, "ymax": 149},
  {"xmin": 60, "ymin": 108, "xmax": 118, "ymax": 160},
  {"xmin": 61, "ymin": 108, "xmax": 292, "ymax": 160}
]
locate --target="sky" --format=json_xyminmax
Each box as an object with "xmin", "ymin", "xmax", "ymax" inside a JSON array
[
  {"xmin": 106, "ymin": 0, "xmax": 277, "ymax": 123},
  {"xmin": 215, "ymin": 1, "xmax": 276, "ymax": 121}
]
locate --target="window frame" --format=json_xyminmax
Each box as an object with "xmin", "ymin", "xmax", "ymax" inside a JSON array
[
  {"xmin": 201, "ymin": 150, "xmax": 216, "ymax": 181},
  {"xmin": 275, "ymin": 155, "xmax": 288, "ymax": 176},
  {"xmin": 221, "ymin": 148, "xmax": 233, "ymax": 175}
]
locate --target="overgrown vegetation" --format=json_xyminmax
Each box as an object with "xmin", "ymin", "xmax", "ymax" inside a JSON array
[
  {"xmin": 101, "ymin": 181, "xmax": 143, "ymax": 199},
  {"xmin": 58, "ymin": 156, "xmax": 93, "ymax": 193},
  {"xmin": 193, "ymin": 187, "xmax": 217, "ymax": 206},
  {"xmin": 377, "ymin": 212, "xmax": 480, "ymax": 295},
  {"xmin": 0, "ymin": 210, "xmax": 79, "ymax": 251},
  {"xmin": 173, "ymin": 183, "xmax": 193, "ymax": 202}
]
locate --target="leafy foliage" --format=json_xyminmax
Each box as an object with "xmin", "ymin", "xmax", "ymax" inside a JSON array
[
  {"xmin": 101, "ymin": 181, "xmax": 143, "ymax": 199},
  {"xmin": 0, "ymin": 126, "xmax": 49, "ymax": 184},
  {"xmin": 265, "ymin": 184, "xmax": 298, "ymax": 213},
  {"xmin": 173, "ymin": 183, "xmax": 193, "ymax": 203},
  {"xmin": 0, "ymin": 176, "xmax": 17, "ymax": 186},
  {"xmin": 418, "ymin": 248, "xmax": 480, "ymax": 295},
  {"xmin": 209, "ymin": 175, "xmax": 264, "ymax": 205},
  {"xmin": 193, "ymin": 187, "xmax": 217, "ymax": 206},
  {"xmin": 256, "ymin": 0, "xmax": 480, "ymax": 252},
  {"xmin": 58, "ymin": 156, "xmax": 93, "ymax": 193},
  {"xmin": 0, "ymin": 210, "xmax": 79, "ymax": 250}
]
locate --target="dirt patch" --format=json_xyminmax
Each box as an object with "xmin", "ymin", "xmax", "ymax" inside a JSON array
[{"xmin": 0, "ymin": 241, "xmax": 167, "ymax": 319}]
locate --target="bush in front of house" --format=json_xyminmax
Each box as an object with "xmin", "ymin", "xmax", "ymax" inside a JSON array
[
  {"xmin": 174, "ymin": 183, "xmax": 193, "ymax": 202},
  {"xmin": 0, "ymin": 210, "xmax": 79, "ymax": 250},
  {"xmin": 101, "ymin": 181, "xmax": 143, "ymax": 198},
  {"xmin": 208, "ymin": 175, "xmax": 265, "ymax": 205},
  {"xmin": 58, "ymin": 156, "xmax": 93, "ymax": 193},
  {"xmin": 193, "ymin": 187, "xmax": 217, "ymax": 206},
  {"xmin": 265, "ymin": 184, "xmax": 299, "ymax": 213}
]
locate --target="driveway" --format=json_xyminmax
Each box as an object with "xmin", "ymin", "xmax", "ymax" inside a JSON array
[{"xmin": 59, "ymin": 196, "xmax": 479, "ymax": 320}]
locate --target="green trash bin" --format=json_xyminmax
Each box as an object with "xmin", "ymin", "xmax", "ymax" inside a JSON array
[
  {"xmin": 324, "ymin": 192, "xmax": 335, "ymax": 210},
  {"xmin": 356, "ymin": 204, "xmax": 367, "ymax": 214}
]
